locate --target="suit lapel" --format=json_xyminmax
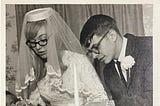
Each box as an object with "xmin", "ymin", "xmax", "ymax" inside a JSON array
[
  {"xmin": 110, "ymin": 61, "xmax": 128, "ymax": 89},
  {"xmin": 124, "ymin": 34, "xmax": 137, "ymax": 89},
  {"xmin": 125, "ymin": 34, "xmax": 137, "ymax": 57}
]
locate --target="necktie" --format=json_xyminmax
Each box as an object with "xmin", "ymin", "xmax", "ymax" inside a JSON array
[
  {"xmin": 127, "ymin": 70, "xmax": 129, "ymax": 81},
  {"xmin": 115, "ymin": 61, "xmax": 127, "ymax": 87}
]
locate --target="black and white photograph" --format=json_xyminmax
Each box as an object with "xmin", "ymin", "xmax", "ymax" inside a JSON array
[{"xmin": 4, "ymin": 4, "xmax": 154, "ymax": 106}]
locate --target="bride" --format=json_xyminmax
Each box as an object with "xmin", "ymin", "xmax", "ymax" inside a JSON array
[{"xmin": 15, "ymin": 7, "xmax": 115, "ymax": 106}]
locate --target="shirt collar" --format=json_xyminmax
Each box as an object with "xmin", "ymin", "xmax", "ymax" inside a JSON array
[{"xmin": 118, "ymin": 37, "xmax": 127, "ymax": 62}]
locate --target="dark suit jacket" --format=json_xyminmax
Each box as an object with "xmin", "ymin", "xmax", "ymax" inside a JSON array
[{"xmin": 103, "ymin": 34, "xmax": 153, "ymax": 106}]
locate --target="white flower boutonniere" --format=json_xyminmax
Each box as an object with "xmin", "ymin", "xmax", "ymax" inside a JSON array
[{"xmin": 121, "ymin": 55, "xmax": 135, "ymax": 70}]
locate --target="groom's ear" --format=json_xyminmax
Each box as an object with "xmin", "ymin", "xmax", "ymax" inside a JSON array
[{"xmin": 107, "ymin": 30, "xmax": 117, "ymax": 42}]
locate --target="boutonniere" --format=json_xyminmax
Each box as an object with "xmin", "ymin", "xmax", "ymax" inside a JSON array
[{"xmin": 121, "ymin": 55, "xmax": 135, "ymax": 71}]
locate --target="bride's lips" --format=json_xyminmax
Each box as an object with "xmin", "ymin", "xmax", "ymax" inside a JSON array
[{"xmin": 37, "ymin": 51, "xmax": 46, "ymax": 55}]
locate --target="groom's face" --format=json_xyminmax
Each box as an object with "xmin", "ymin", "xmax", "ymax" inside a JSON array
[{"xmin": 87, "ymin": 31, "xmax": 117, "ymax": 64}]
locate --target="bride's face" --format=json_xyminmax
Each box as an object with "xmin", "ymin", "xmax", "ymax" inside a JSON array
[{"xmin": 28, "ymin": 26, "xmax": 48, "ymax": 60}]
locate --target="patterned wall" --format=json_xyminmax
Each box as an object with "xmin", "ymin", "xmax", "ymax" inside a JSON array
[{"xmin": 6, "ymin": 5, "xmax": 18, "ymax": 94}]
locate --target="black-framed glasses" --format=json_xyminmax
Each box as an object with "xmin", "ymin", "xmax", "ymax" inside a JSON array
[
  {"xmin": 26, "ymin": 39, "xmax": 48, "ymax": 48},
  {"xmin": 86, "ymin": 30, "xmax": 109, "ymax": 55}
]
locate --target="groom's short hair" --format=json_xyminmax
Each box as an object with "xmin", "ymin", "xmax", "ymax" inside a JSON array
[{"xmin": 80, "ymin": 14, "xmax": 121, "ymax": 47}]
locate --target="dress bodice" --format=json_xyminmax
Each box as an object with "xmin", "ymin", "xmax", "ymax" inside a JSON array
[{"xmin": 27, "ymin": 50, "xmax": 109, "ymax": 106}]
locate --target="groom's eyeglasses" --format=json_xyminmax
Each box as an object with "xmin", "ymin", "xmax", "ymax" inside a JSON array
[{"xmin": 86, "ymin": 30, "xmax": 109, "ymax": 55}]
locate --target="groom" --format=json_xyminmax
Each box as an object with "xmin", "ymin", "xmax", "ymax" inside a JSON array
[{"xmin": 80, "ymin": 14, "xmax": 152, "ymax": 106}]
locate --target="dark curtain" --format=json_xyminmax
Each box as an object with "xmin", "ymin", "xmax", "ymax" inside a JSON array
[{"xmin": 15, "ymin": 4, "xmax": 144, "ymax": 46}]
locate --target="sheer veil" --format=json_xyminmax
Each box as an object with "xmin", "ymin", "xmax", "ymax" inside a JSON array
[{"xmin": 15, "ymin": 8, "xmax": 85, "ymax": 94}]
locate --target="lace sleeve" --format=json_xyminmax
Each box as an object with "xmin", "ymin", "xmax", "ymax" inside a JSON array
[
  {"xmin": 62, "ymin": 51, "xmax": 114, "ymax": 105},
  {"xmin": 79, "ymin": 56, "xmax": 108, "ymax": 102},
  {"xmin": 68, "ymin": 53, "xmax": 109, "ymax": 105}
]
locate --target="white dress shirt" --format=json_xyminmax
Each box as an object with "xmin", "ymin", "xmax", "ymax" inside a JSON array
[{"xmin": 114, "ymin": 37, "xmax": 128, "ymax": 81}]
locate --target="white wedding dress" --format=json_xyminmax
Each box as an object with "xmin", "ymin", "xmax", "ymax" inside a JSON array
[{"xmin": 26, "ymin": 50, "xmax": 109, "ymax": 106}]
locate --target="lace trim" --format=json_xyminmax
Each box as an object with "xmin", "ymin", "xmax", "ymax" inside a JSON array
[
  {"xmin": 15, "ymin": 85, "xmax": 28, "ymax": 93},
  {"xmin": 45, "ymin": 63, "xmax": 61, "ymax": 77},
  {"xmin": 16, "ymin": 67, "xmax": 35, "ymax": 93},
  {"xmin": 47, "ymin": 64, "xmax": 74, "ymax": 95},
  {"xmin": 24, "ymin": 67, "xmax": 36, "ymax": 84}
]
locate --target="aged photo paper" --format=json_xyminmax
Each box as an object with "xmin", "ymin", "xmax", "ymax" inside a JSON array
[{"xmin": 1, "ymin": 0, "xmax": 160, "ymax": 106}]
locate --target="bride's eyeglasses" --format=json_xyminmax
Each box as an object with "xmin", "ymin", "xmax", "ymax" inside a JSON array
[
  {"xmin": 26, "ymin": 38, "xmax": 48, "ymax": 48},
  {"xmin": 86, "ymin": 30, "xmax": 109, "ymax": 55}
]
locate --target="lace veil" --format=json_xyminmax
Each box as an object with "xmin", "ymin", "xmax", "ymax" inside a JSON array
[{"xmin": 15, "ymin": 7, "xmax": 85, "ymax": 94}]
